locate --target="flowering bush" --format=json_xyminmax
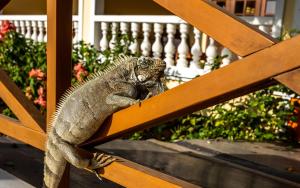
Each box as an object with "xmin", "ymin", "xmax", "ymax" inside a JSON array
[
  {"xmin": 0, "ymin": 20, "xmax": 16, "ymax": 41},
  {"xmin": 0, "ymin": 21, "xmax": 133, "ymax": 116}
]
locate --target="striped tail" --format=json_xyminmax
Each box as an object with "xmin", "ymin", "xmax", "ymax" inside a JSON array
[{"xmin": 43, "ymin": 134, "xmax": 67, "ymax": 188}]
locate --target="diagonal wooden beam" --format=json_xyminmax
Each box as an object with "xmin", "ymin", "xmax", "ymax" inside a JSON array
[
  {"xmin": 274, "ymin": 68, "xmax": 300, "ymax": 95},
  {"xmin": 82, "ymin": 35, "xmax": 300, "ymax": 147},
  {"xmin": 153, "ymin": 0, "xmax": 277, "ymax": 57},
  {"xmin": 0, "ymin": 69, "xmax": 46, "ymax": 133},
  {"xmin": 0, "ymin": 115, "xmax": 46, "ymax": 150}
]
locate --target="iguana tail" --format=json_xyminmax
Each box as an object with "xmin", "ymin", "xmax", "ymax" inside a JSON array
[{"xmin": 43, "ymin": 132, "xmax": 67, "ymax": 188}]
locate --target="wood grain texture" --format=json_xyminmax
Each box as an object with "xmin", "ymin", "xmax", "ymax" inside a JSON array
[
  {"xmin": 153, "ymin": 0, "xmax": 277, "ymax": 57},
  {"xmin": 0, "ymin": 115, "xmax": 46, "ymax": 150},
  {"xmin": 46, "ymin": 0, "xmax": 73, "ymax": 126},
  {"xmin": 0, "ymin": 69, "xmax": 46, "ymax": 133},
  {"xmin": 275, "ymin": 68, "xmax": 300, "ymax": 95},
  {"xmin": 82, "ymin": 35, "xmax": 300, "ymax": 147},
  {"xmin": 47, "ymin": 0, "xmax": 73, "ymax": 187}
]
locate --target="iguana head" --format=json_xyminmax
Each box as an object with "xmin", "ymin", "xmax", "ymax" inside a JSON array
[{"xmin": 129, "ymin": 56, "xmax": 166, "ymax": 97}]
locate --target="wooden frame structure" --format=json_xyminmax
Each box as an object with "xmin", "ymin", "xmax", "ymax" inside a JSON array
[{"xmin": 0, "ymin": 0, "xmax": 300, "ymax": 187}]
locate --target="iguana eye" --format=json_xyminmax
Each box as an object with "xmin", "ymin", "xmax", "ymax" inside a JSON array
[{"xmin": 137, "ymin": 57, "xmax": 150, "ymax": 68}]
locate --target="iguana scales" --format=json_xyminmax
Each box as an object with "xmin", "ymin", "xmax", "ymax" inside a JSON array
[{"xmin": 44, "ymin": 56, "xmax": 166, "ymax": 188}]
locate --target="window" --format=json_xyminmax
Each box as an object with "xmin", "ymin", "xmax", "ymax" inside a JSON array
[{"xmin": 211, "ymin": 0, "xmax": 275, "ymax": 17}]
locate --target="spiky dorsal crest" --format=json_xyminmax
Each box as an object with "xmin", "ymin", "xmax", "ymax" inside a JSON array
[{"xmin": 47, "ymin": 55, "xmax": 136, "ymax": 133}]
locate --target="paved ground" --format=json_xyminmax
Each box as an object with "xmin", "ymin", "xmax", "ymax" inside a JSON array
[
  {"xmin": 0, "ymin": 168, "xmax": 34, "ymax": 188},
  {"xmin": 0, "ymin": 136, "xmax": 299, "ymax": 188}
]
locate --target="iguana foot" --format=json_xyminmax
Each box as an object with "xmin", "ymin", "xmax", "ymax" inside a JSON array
[
  {"xmin": 90, "ymin": 153, "xmax": 116, "ymax": 169},
  {"xmin": 85, "ymin": 153, "xmax": 116, "ymax": 180}
]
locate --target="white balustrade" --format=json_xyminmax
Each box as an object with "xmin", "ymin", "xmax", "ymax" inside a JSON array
[
  {"xmin": 73, "ymin": 21, "xmax": 79, "ymax": 43},
  {"xmin": 20, "ymin": 21, "xmax": 26, "ymax": 36},
  {"xmin": 0, "ymin": 14, "xmax": 281, "ymax": 80},
  {"xmin": 220, "ymin": 47, "xmax": 233, "ymax": 67},
  {"xmin": 190, "ymin": 28, "xmax": 202, "ymax": 71},
  {"xmin": 25, "ymin": 21, "xmax": 32, "ymax": 39},
  {"xmin": 164, "ymin": 23, "xmax": 176, "ymax": 67},
  {"xmin": 99, "ymin": 22, "xmax": 109, "ymax": 51},
  {"xmin": 109, "ymin": 22, "xmax": 119, "ymax": 50},
  {"xmin": 258, "ymin": 25, "xmax": 269, "ymax": 34},
  {"xmin": 129, "ymin": 22, "xmax": 140, "ymax": 55},
  {"xmin": 120, "ymin": 22, "xmax": 129, "ymax": 46},
  {"xmin": 37, "ymin": 21, "xmax": 44, "ymax": 42},
  {"xmin": 14, "ymin": 20, "xmax": 20, "ymax": 33},
  {"xmin": 31, "ymin": 21, "xmax": 38, "ymax": 41},
  {"xmin": 0, "ymin": 15, "xmax": 79, "ymax": 43},
  {"xmin": 140, "ymin": 23, "xmax": 152, "ymax": 57},
  {"xmin": 205, "ymin": 38, "xmax": 218, "ymax": 72},
  {"xmin": 152, "ymin": 23, "xmax": 164, "ymax": 58},
  {"xmin": 176, "ymin": 23, "xmax": 189, "ymax": 68},
  {"xmin": 44, "ymin": 21, "xmax": 47, "ymax": 42}
]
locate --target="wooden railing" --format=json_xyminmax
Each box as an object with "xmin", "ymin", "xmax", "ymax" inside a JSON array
[{"xmin": 0, "ymin": 0, "xmax": 300, "ymax": 187}]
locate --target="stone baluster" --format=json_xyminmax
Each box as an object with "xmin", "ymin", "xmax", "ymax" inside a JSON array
[
  {"xmin": 164, "ymin": 24, "xmax": 176, "ymax": 67},
  {"xmin": 152, "ymin": 23, "xmax": 164, "ymax": 58},
  {"xmin": 73, "ymin": 21, "xmax": 78, "ymax": 43},
  {"xmin": 44, "ymin": 21, "xmax": 47, "ymax": 42},
  {"xmin": 190, "ymin": 27, "xmax": 202, "ymax": 71},
  {"xmin": 258, "ymin": 25, "xmax": 269, "ymax": 34},
  {"xmin": 220, "ymin": 47, "xmax": 233, "ymax": 67},
  {"xmin": 14, "ymin": 20, "xmax": 20, "ymax": 33},
  {"xmin": 205, "ymin": 37, "xmax": 218, "ymax": 72},
  {"xmin": 129, "ymin": 22, "xmax": 140, "ymax": 55},
  {"xmin": 176, "ymin": 23, "xmax": 189, "ymax": 68},
  {"xmin": 20, "ymin": 20, "xmax": 26, "ymax": 36},
  {"xmin": 99, "ymin": 22, "xmax": 109, "ymax": 52},
  {"xmin": 271, "ymin": 24, "xmax": 280, "ymax": 38},
  {"xmin": 31, "ymin": 21, "xmax": 38, "ymax": 41},
  {"xmin": 37, "ymin": 21, "xmax": 44, "ymax": 42},
  {"xmin": 109, "ymin": 22, "xmax": 119, "ymax": 50},
  {"xmin": 120, "ymin": 22, "xmax": 129, "ymax": 46},
  {"xmin": 140, "ymin": 23, "xmax": 152, "ymax": 57},
  {"xmin": 25, "ymin": 21, "xmax": 32, "ymax": 39}
]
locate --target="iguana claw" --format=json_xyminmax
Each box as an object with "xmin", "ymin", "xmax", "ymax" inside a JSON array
[{"xmin": 84, "ymin": 153, "xmax": 116, "ymax": 181}]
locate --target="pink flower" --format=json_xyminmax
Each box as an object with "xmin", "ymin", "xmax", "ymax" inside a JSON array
[
  {"xmin": 0, "ymin": 21, "xmax": 16, "ymax": 41},
  {"xmin": 34, "ymin": 96, "xmax": 46, "ymax": 107},
  {"xmin": 74, "ymin": 63, "xmax": 85, "ymax": 72},
  {"xmin": 74, "ymin": 63, "xmax": 88, "ymax": 81},
  {"xmin": 29, "ymin": 69, "xmax": 45, "ymax": 80}
]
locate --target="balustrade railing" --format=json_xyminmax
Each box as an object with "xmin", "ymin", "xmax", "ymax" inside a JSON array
[
  {"xmin": 94, "ymin": 15, "xmax": 279, "ymax": 80},
  {"xmin": 0, "ymin": 15, "xmax": 280, "ymax": 80},
  {"xmin": 0, "ymin": 15, "xmax": 80, "ymax": 43}
]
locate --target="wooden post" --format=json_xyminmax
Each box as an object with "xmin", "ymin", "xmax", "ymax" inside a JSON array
[{"xmin": 47, "ymin": 0, "xmax": 73, "ymax": 187}]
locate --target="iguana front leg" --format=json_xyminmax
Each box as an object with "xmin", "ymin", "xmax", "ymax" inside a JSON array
[{"xmin": 106, "ymin": 93, "xmax": 140, "ymax": 108}]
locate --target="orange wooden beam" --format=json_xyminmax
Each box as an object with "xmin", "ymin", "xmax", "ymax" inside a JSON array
[
  {"xmin": 98, "ymin": 155, "xmax": 199, "ymax": 188},
  {"xmin": 275, "ymin": 68, "xmax": 300, "ymax": 95},
  {"xmin": 46, "ymin": 0, "xmax": 73, "ymax": 126},
  {"xmin": 0, "ymin": 116, "xmax": 197, "ymax": 187},
  {"xmin": 82, "ymin": 36, "xmax": 300, "ymax": 147},
  {"xmin": 0, "ymin": 115, "xmax": 46, "ymax": 150},
  {"xmin": 0, "ymin": 69, "xmax": 46, "ymax": 133},
  {"xmin": 153, "ymin": 0, "xmax": 277, "ymax": 57}
]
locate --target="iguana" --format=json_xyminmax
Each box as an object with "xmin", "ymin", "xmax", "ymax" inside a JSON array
[{"xmin": 44, "ymin": 56, "xmax": 166, "ymax": 188}]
